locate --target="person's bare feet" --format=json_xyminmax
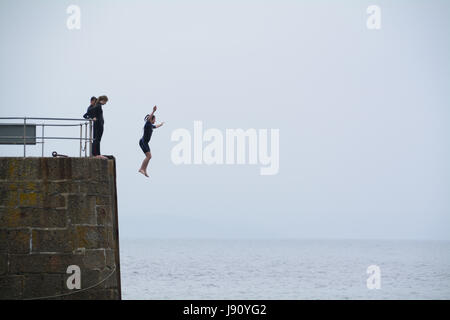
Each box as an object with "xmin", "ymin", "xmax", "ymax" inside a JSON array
[
  {"xmin": 95, "ymin": 155, "xmax": 108, "ymax": 160},
  {"xmin": 138, "ymin": 169, "xmax": 149, "ymax": 178}
]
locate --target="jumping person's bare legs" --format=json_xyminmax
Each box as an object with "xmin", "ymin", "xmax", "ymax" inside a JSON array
[{"xmin": 138, "ymin": 152, "xmax": 152, "ymax": 177}]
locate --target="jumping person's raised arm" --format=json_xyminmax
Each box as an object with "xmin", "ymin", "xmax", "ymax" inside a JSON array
[
  {"xmin": 147, "ymin": 105, "xmax": 157, "ymax": 121},
  {"xmin": 154, "ymin": 122, "xmax": 164, "ymax": 128}
]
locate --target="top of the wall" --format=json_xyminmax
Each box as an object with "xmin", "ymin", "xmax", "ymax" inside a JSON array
[{"xmin": 0, "ymin": 157, "xmax": 115, "ymax": 182}]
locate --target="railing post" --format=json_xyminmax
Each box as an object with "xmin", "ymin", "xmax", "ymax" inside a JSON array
[
  {"xmin": 42, "ymin": 123, "xmax": 45, "ymax": 157},
  {"xmin": 84, "ymin": 122, "xmax": 88, "ymax": 157},
  {"xmin": 89, "ymin": 120, "xmax": 93, "ymax": 157},
  {"xmin": 79, "ymin": 124, "xmax": 82, "ymax": 157},
  {"xmin": 23, "ymin": 117, "xmax": 26, "ymax": 157}
]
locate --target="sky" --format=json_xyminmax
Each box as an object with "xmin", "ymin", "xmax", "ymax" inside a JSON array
[{"xmin": 0, "ymin": 0, "xmax": 449, "ymax": 240}]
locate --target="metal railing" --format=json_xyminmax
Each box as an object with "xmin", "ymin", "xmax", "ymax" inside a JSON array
[{"xmin": 0, "ymin": 117, "xmax": 94, "ymax": 157}]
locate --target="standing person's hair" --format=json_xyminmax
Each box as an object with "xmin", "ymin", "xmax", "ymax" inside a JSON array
[
  {"xmin": 90, "ymin": 96, "xmax": 97, "ymax": 104},
  {"xmin": 98, "ymin": 95, "xmax": 108, "ymax": 103}
]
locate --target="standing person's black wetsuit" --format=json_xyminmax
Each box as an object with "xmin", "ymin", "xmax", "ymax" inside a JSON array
[
  {"xmin": 83, "ymin": 103, "xmax": 104, "ymax": 156},
  {"xmin": 139, "ymin": 120, "xmax": 156, "ymax": 154},
  {"xmin": 83, "ymin": 105, "xmax": 94, "ymax": 120}
]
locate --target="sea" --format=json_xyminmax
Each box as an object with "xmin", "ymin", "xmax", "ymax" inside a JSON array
[{"xmin": 120, "ymin": 239, "xmax": 450, "ymax": 300}]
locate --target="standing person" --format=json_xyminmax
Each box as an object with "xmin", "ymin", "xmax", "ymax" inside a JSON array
[
  {"xmin": 138, "ymin": 105, "xmax": 164, "ymax": 177},
  {"xmin": 83, "ymin": 96, "xmax": 97, "ymax": 119},
  {"xmin": 83, "ymin": 95, "xmax": 108, "ymax": 158}
]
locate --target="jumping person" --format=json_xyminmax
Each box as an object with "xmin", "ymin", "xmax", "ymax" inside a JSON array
[
  {"xmin": 138, "ymin": 105, "xmax": 164, "ymax": 177},
  {"xmin": 83, "ymin": 95, "xmax": 108, "ymax": 158}
]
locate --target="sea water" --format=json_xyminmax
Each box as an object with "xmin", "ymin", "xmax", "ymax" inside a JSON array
[{"xmin": 120, "ymin": 239, "xmax": 450, "ymax": 300}]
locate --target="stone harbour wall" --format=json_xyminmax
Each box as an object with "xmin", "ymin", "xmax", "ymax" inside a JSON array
[{"xmin": 0, "ymin": 157, "xmax": 121, "ymax": 300}]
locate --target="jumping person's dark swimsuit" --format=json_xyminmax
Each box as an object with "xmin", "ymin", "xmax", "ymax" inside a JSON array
[
  {"xmin": 139, "ymin": 120, "xmax": 156, "ymax": 153},
  {"xmin": 83, "ymin": 103, "xmax": 104, "ymax": 156}
]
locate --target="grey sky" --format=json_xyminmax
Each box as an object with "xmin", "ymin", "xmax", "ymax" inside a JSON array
[{"xmin": 1, "ymin": 0, "xmax": 449, "ymax": 240}]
